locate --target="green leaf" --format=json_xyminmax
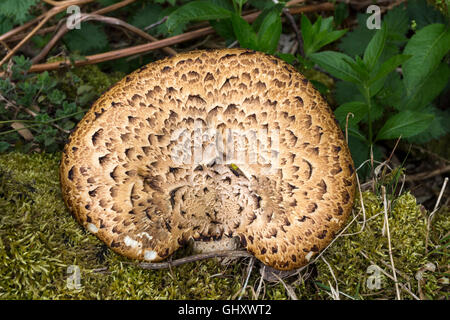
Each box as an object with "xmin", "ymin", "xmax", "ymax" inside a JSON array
[
  {"xmin": 334, "ymin": 80, "xmax": 363, "ymax": 105},
  {"xmin": 0, "ymin": 16, "xmax": 13, "ymax": 34},
  {"xmin": 256, "ymin": 8, "xmax": 282, "ymax": 54},
  {"xmin": 400, "ymin": 61, "xmax": 450, "ymax": 110},
  {"xmin": 406, "ymin": 106, "xmax": 450, "ymax": 144},
  {"xmin": 211, "ymin": 0, "xmax": 235, "ymax": 12},
  {"xmin": 334, "ymin": 101, "xmax": 368, "ymax": 127},
  {"xmin": 0, "ymin": 141, "xmax": 10, "ymax": 152},
  {"xmin": 300, "ymin": 14, "xmax": 313, "ymax": 54},
  {"xmin": 252, "ymin": 2, "xmax": 284, "ymax": 33},
  {"xmin": 376, "ymin": 72, "xmax": 404, "ymax": 109},
  {"xmin": 407, "ymin": 0, "xmax": 446, "ymax": 30},
  {"xmin": 301, "ymin": 15, "xmax": 347, "ymax": 57},
  {"xmin": 231, "ymin": 14, "xmax": 257, "ymax": 49},
  {"xmin": 338, "ymin": 13, "xmax": 375, "ymax": 57},
  {"xmin": 156, "ymin": 7, "xmax": 187, "ymax": 36},
  {"xmin": 166, "ymin": 1, "xmax": 232, "ymax": 33},
  {"xmin": 63, "ymin": 23, "xmax": 108, "ymax": 54},
  {"xmin": 47, "ymin": 89, "xmax": 66, "ymax": 105},
  {"xmin": 210, "ymin": 19, "xmax": 235, "ymax": 41},
  {"xmin": 368, "ymin": 54, "xmax": 411, "ymax": 84},
  {"xmin": 248, "ymin": 0, "xmax": 274, "ymax": 10},
  {"xmin": 363, "ymin": 23, "xmax": 388, "ymax": 70},
  {"xmin": 402, "ymin": 23, "xmax": 450, "ymax": 95},
  {"xmin": 0, "ymin": 0, "xmax": 37, "ymax": 24},
  {"xmin": 334, "ymin": 2, "xmax": 349, "ymax": 27},
  {"xmin": 339, "ymin": 6, "xmax": 408, "ymax": 58},
  {"xmin": 130, "ymin": 3, "xmax": 163, "ymax": 30},
  {"xmin": 310, "ymin": 51, "xmax": 360, "ymax": 84},
  {"xmin": 376, "ymin": 111, "xmax": 434, "ymax": 141}
]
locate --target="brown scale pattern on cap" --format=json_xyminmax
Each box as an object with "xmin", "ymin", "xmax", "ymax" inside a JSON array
[{"xmin": 60, "ymin": 49, "xmax": 356, "ymax": 270}]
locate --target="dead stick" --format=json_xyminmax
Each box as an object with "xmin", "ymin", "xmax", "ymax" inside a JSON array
[
  {"xmin": 32, "ymin": 13, "xmax": 176, "ymax": 64},
  {"xmin": 4, "ymin": 0, "xmax": 137, "ymax": 43},
  {"xmin": 138, "ymin": 250, "xmax": 252, "ymax": 270},
  {"xmin": 405, "ymin": 165, "xmax": 450, "ymax": 182},
  {"xmin": 0, "ymin": 0, "xmax": 96, "ymax": 68},
  {"xmin": 6, "ymin": 3, "xmax": 334, "ymax": 75}
]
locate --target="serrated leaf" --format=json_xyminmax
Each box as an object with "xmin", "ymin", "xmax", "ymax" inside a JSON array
[
  {"xmin": 156, "ymin": 7, "xmax": 187, "ymax": 36},
  {"xmin": 166, "ymin": 1, "xmax": 232, "ymax": 33},
  {"xmin": 252, "ymin": 3, "xmax": 284, "ymax": 33},
  {"xmin": 256, "ymin": 8, "xmax": 282, "ymax": 54},
  {"xmin": 302, "ymin": 15, "xmax": 347, "ymax": 57},
  {"xmin": 400, "ymin": 61, "xmax": 450, "ymax": 110},
  {"xmin": 334, "ymin": 101, "xmax": 368, "ymax": 128},
  {"xmin": 363, "ymin": 23, "xmax": 387, "ymax": 70},
  {"xmin": 376, "ymin": 72, "xmax": 405, "ymax": 109},
  {"xmin": 407, "ymin": 0, "xmax": 446, "ymax": 30},
  {"xmin": 130, "ymin": 3, "xmax": 163, "ymax": 30},
  {"xmin": 0, "ymin": 16, "xmax": 13, "ymax": 34},
  {"xmin": 402, "ymin": 23, "xmax": 450, "ymax": 95},
  {"xmin": 310, "ymin": 51, "xmax": 360, "ymax": 84},
  {"xmin": 63, "ymin": 23, "xmax": 108, "ymax": 54},
  {"xmin": 406, "ymin": 106, "xmax": 450, "ymax": 143},
  {"xmin": 334, "ymin": 80, "xmax": 363, "ymax": 105},
  {"xmin": 231, "ymin": 13, "xmax": 257, "ymax": 49},
  {"xmin": 210, "ymin": 19, "xmax": 235, "ymax": 40},
  {"xmin": 338, "ymin": 13, "xmax": 375, "ymax": 57},
  {"xmin": 211, "ymin": 0, "xmax": 235, "ymax": 12},
  {"xmin": 0, "ymin": 0, "xmax": 37, "ymax": 24},
  {"xmin": 339, "ymin": 6, "xmax": 408, "ymax": 58},
  {"xmin": 376, "ymin": 110, "xmax": 434, "ymax": 141},
  {"xmin": 368, "ymin": 54, "xmax": 411, "ymax": 84}
]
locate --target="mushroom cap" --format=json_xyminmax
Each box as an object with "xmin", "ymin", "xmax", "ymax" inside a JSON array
[{"xmin": 60, "ymin": 49, "xmax": 356, "ymax": 270}]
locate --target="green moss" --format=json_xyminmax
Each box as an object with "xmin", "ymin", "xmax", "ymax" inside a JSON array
[
  {"xmin": 50, "ymin": 63, "xmax": 124, "ymax": 105},
  {"xmin": 0, "ymin": 153, "xmax": 447, "ymax": 299},
  {"xmin": 315, "ymin": 191, "xmax": 448, "ymax": 300}
]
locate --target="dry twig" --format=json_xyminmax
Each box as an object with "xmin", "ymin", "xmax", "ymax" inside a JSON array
[
  {"xmin": 32, "ymin": 13, "xmax": 177, "ymax": 64},
  {"xmin": 138, "ymin": 250, "xmax": 252, "ymax": 270},
  {"xmin": 1, "ymin": 2, "xmax": 334, "ymax": 76}
]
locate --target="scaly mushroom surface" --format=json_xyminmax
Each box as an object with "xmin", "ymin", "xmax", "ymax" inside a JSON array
[{"xmin": 60, "ymin": 49, "xmax": 356, "ymax": 270}]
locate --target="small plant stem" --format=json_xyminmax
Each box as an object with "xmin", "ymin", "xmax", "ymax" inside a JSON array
[
  {"xmin": 0, "ymin": 110, "xmax": 85, "ymax": 136},
  {"xmin": 362, "ymin": 84, "xmax": 373, "ymax": 147}
]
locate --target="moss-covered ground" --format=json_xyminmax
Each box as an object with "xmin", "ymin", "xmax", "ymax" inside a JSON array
[{"xmin": 0, "ymin": 152, "xmax": 448, "ymax": 299}]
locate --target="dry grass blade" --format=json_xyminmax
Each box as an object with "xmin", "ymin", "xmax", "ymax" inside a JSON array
[
  {"xmin": 382, "ymin": 186, "xmax": 401, "ymax": 300},
  {"xmin": 321, "ymin": 257, "xmax": 340, "ymax": 300},
  {"xmin": 238, "ymin": 257, "xmax": 255, "ymax": 300},
  {"xmin": 425, "ymin": 177, "xmax": 449, "ymax": 253}
]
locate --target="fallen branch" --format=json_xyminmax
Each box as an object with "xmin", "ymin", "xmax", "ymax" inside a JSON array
[
  {"xmin": 405, "ymin": 165, "xmax": 450, "ymax": 182},
  {"xmin": 4, "ymin": 0, "xmax": 137, "ymax": 43},
  {"xmin": 1, "ymin": 2, "xmax": 334, "ymax": 75},
  {"xmin": 138, "ymin": 250, "xmax": 252, "ymax": 270}
]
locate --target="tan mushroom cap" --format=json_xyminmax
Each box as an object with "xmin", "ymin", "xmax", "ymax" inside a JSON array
[{"xmin": 60, "ymin": 49, "xmax": 356, "ymax": 270}]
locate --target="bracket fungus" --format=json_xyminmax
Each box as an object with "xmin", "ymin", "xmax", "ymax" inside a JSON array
[{"xmin": 60, "ymin": 49, "xmax": 356, "ymax": 270}]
